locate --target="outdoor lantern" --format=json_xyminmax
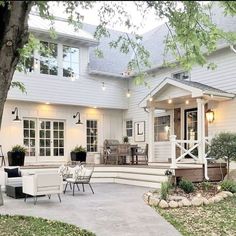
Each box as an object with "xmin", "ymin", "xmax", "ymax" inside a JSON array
[
  {"xmin": 206, "ymin": 109, "xmax": 214, "ymax": 123},
  {"xmin": 12, "ymin": 107, "xmax": 21, "ymax": 122},
  {"xmin": 73, "ymin": 112, "xmax": 83, "ymax": 125}
]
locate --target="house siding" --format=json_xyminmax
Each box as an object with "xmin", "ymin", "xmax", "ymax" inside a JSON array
[
  {"xmin": 124, "ymin": 47, "xmax": 236, "ymax": 162},
  {"xmin": 1, "ymin": 100, "xmax": 124, "ymax": 164}
]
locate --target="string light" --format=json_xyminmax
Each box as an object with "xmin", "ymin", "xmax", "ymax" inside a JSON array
[
  {"xmin": 102, "ymin": 82, "xmax": 106, "ymax": 91},
  {"xmin": 185, "ymin": 100, "xmax": 189, "ymax": 105},
  {"xmin": 168, "ymin": 99, "xmax": 172, "ymax": 104},
  {"xmin": 126, "ymin": 89, "xmax": 131, "ymax": 98},
  {"xmin": 149, "ymin": 94, "xmax": 153, "ymax": 102}
]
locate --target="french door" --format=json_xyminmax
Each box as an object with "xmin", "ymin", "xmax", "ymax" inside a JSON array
[{"xmin": 39, "ymin": 120, "xmax": 65, "ymax": 158}]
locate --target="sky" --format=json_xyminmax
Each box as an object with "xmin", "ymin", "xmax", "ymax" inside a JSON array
[{"xmin": 44, "ymin": 1, "xmax": 166, "ymax": 34}]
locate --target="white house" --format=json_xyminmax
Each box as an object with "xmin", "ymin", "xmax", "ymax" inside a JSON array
[{"xmin": 1, "ymin": 6, "xmax": 236, "ymax": 172}]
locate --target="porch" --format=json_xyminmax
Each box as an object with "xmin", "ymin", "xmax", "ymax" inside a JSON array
[{"xmin": 140, "ymin": 77, "xmax": 234, "ymax": 179}]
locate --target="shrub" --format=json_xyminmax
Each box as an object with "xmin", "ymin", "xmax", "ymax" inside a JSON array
[
  {"xmin": 11, "ymin": 145, "xmax": 27, "ymax": 154},
  {"xmin": 160, "ymin": 181, "xmax": 172, "ymax": 200},
  {"xmin": 201, "ymin": 181, "xmax": 213, "ymax": 191},
  {"xmin": 179, "ymin": 179, "xmax": 195, "ymax": 193},
  {"xmin": 220, "ymin": 180, "xmax": 236, "ymax": 193},
  {"xmin": 71, "ymin": 145, "xmax": 86, "ymax": 153}
]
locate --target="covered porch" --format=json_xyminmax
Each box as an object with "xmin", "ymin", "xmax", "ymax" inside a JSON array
[{"xmin": 140, "ymin": 77, "xmax": 235, "ymax": 178}]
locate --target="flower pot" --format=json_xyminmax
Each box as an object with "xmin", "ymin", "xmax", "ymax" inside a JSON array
[
  {"xmin": 70, "ymin": 152, "xmax": 87, "ymax": 162},
  {"xmin": 7, "ymin": 151, "xmax": 25, "ymax": 166}
]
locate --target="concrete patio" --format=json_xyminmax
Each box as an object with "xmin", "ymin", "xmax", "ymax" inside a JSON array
[{"xmin": 0, "ymin": 183, "xmax": 181, "ymax": 236}]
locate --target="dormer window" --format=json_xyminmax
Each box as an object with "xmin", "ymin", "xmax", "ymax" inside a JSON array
[
  {"xmin": 172, "ymin": 71, "xmax": 190, "ymax": 80},
  {"xmin": 63, "ymin": 46, "xmax": 79, "ymax": 78},
  {"xmin": 40, "ymin": 41, "xmax": 58, "ymax": 75}
]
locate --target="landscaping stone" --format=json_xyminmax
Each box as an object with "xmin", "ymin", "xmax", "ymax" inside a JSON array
[
  {"xmin": 178, "ymin": 201, "xmax": 183, "ymax": 208},
  {"xmin": 217, "ymin": 192, "xmax": 228, "ymax": 199},
  {"xmin": 208, "ymin": 198, "xmax": 215, "ymax": 204},
  {"xmin": 182, "ymin": 198, "xmax": 191, "ymax": 207},
  {"xmin": 202, "ymin": 197, "xmax": 209, "ymax": 205},
  {"xmin": 169, "ymin": 196, "xmax": 186, "ymax": 202},
  {"xmin": 191, "ymin": 197, "xmax": 203, "ymax": 206},
  {"xmin": 222, "ymin": 191, "xmax": 233, "ymax": 197},
  {"xmin": 149, "ymin": 195, "xmax": 160, "ymax": 206},
  {"xmin": 158, "ymin": 200, "xmax": 169, "ymax": 209},
  {"xmin": 213, "ymin": 196, "xmax": 222, "ymax": 203},
  {"xmin": 143, "ymin": 193, "xmax": 150, "ymax": 204},
  {"xmin": 169, "ymin": 200, "xmax": 178, "ymax": 208}
]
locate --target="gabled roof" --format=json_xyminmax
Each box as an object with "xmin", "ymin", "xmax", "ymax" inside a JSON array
[
  {"xmin": 29, "ymin": 14, "xmax": 98, "ymax": 47},
  {"xmin": 139, "ymin": 77, "xmax": 235, "ymax": 108}
]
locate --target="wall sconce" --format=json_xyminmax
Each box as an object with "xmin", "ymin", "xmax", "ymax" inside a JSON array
[
  {"xmin": 12, "ymin": 107, "xmax": 21, "ymax": 122},
  {"xmin": 73, "ymin": 112, "xmax": 83, "ymax": 125},
  {"xmin": 206, "ymin": 109, "xmax": 214, "ymax": 123}
]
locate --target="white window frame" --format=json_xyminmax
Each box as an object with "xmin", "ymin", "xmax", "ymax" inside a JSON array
[
  {"xmin": 125, "ymin": 120, "xmax": 133, "ymax": 137},
  {"xmin": 154, "ymin": 115, "xmax": 171, "ymax": 142},
  {"xmin": 86, "ymin": 119, "xmax": 98, "ymax": 153},
  {"xmin": 23, "ymin": 118, "xmax": 36, "ymax": 157},
  {"xmin": 23, "ymin": 118, "xmax": 65, "ymax": 158}
]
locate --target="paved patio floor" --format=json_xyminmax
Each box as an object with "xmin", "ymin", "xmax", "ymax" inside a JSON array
[{"xmin": 0, "ymin": 183, "xmax": 181, "ymax": 236}]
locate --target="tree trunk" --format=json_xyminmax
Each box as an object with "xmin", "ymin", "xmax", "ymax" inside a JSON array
[
  {"xmin": 227, "ymin": 159, "xmax": 230, "ymax": 180},
  {"xmin": 0, "ymin": 1, "xmax": 33, "ymax": 129}
]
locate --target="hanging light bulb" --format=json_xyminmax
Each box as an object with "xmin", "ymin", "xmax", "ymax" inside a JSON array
[
  {"xmin": 102, "ymin": 82, "xmax": 106, "ymax": 91},
  {"xmin": 149, "ymin": 96, "xmax": 153, "ymax": 102},
  {"xmin": 34, "ymin": 59, "xmax": 39, "ymax": 69},
  {"xmin": 185, "ymin": 100, "xmax": 189, "ymax": 105},
  {"xmin": 126, "ymin": 89, "xmax": 131, "ymax": 98},
  {"xmin": 71, "ymin": 72, "xmax": 76, "ymax": 81},
  {"xmin": 168, "ymin": 99, "xmax": 172, "ymax": 104}
]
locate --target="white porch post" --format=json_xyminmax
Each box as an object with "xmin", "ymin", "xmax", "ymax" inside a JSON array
[
  {"xmin": 197, "ymin": 98, "xmax": 206, "ymax": 163},
  {"xmin": 148, "ymin": 106, "xmax": 155, "ymax": 164},
  {"xmin": 170, "ymin": 135, "xmax": 177, "ymax": 168}
]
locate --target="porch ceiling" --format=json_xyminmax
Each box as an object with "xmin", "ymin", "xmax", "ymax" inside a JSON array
[{"xmin": 139, "ymin": 77, "xmax": 235, "ymax": 108}]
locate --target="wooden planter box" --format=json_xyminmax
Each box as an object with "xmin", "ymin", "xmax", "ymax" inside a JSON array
[{"xmin": 7, "ymin": 152, "xmax": 25, "ymax": 166}]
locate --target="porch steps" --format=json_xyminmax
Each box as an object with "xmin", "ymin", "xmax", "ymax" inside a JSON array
[{"xmin": 91, "ymin": 166, "xmax": 168, "ymax": 188}]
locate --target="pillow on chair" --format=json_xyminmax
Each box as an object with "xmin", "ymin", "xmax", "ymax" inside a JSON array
[{"xmin": 4, "ymin": 168, "xmax": 21, "ymax": 178}]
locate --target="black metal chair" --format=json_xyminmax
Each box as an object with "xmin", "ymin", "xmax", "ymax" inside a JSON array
[
  {"xmin": 64, "ymin": 164, "xmax": 94, "ymax": 195},
  {"xmin": 0, "ymin": 145, "xmax": 6, "ymax": 167}
]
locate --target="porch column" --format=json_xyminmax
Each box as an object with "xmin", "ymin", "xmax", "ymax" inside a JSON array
[
  {"xmin": 197, "ymin": 98, "xmax": 206, "ymax": 163},
  {"xmin": 148, "ymin": 106, "xmax": 155, "ymax": 164}
]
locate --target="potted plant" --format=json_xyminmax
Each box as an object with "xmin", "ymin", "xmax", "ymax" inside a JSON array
[
  {"xmin": 7, "ymin": 145, "xmax": 27, "ymax": 166},
  {"xmin": 123, "ymin": 136, "xmax": 129, "ymax": 143},
  {"xmin": 71, "ymin": 145, "xmax": 87, "ymax": 162}
]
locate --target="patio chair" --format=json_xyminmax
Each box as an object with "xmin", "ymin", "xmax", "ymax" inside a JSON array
[
  {"xmin": 64, "ymin": 164, "xmax": 94, "ymax": 195},
  {"xmin": 133, "ymin": 144, "xmax": 148, "ymax": 165},
  {"xmin": 103, "ymin": 139, "xmax": 120, "ymax": 164},
  {"xmin": 22, "ymin": 173, "xmax": 63, "ymax": 205},
  {"xmin": 0, "ymin": 145, "xmax": 6, "ymax": 167},
  {"xmin": 117, "ymin": 144, "xmax": 130, "ymax": 165}
]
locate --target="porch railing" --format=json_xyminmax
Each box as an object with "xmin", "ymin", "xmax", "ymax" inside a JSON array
[{"xmin": 170, "ymin": 135, "xmax": 211, "ymax": 172}]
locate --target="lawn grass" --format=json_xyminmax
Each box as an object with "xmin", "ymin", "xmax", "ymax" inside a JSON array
[
  {"xmin": 156, "ymin": 196, "xmax": 236, "ymax": 236},
  {"xmin": 0, "ymin": 215, "xmax": 95, "ymax": 236}
]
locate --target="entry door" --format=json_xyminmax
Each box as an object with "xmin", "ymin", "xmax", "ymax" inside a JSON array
[
  {"xmin": 39, "ymin": 120, "xmax": 65, "ymax": 159},
  {"xmin": 184, "ymin": 109, "xmax": 198, "ymax": 154}
]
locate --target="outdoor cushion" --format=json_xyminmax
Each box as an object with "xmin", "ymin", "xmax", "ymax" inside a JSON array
[{"xmin": 4, "ymin": 168, "xmax": 21, "ymax": 178}]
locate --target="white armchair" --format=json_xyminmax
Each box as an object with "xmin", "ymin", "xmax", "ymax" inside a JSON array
[{"xmin": 22, "ymin": 173, "xmax": 63, "ymax": 205}]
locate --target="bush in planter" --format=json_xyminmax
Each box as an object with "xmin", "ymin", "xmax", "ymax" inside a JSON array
[
  {"xmin": 8, "ymin": 145, "xmax": 27, "ymax": 166},
  {"xmin": 123, "ymin": 136, "xmax": 129, "ymax": 143},
  {"xmin": 71, "ymin": 145, "xmax": 87, "ymax": 162}
]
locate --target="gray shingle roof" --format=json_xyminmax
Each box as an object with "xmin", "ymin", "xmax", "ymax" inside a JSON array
[
  {"xmin": 84, "ymin": 3, "xmax": 236, "ymax": 76},
  {"xmin": 167, "ymin": 77, "xmax": 234, "ymax": 95}
]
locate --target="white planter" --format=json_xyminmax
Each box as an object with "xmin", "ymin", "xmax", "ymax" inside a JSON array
[{"xmin": 94, "ymin": 153, "xmax": 101, "ymax": 164}]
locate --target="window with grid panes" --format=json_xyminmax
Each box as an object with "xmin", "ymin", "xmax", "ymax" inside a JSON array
[
  {"xmin": 154, "ymin": 116, "xmax": 170, "ymax": 141},
  {"xmin": 53, "ymin": 121, "xmax": 64, "ymax": 156},
  {"xmin": 63, "ymin": 46, "xmax": 79, "ymax": 78},
  {"xmin": 86, "ymin": 120, "xmax": 98, "ymax": 152},
  {"xmin": 126, "ymin": 120, "xmax": 133, "ymax": 137},
  {"xmin": 23, "ymin": 119, "xmax": 36, "ymax": 156},
  {"xmin": 40, "ymin": 41, "xmax": 58, "ymax": 75}
]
